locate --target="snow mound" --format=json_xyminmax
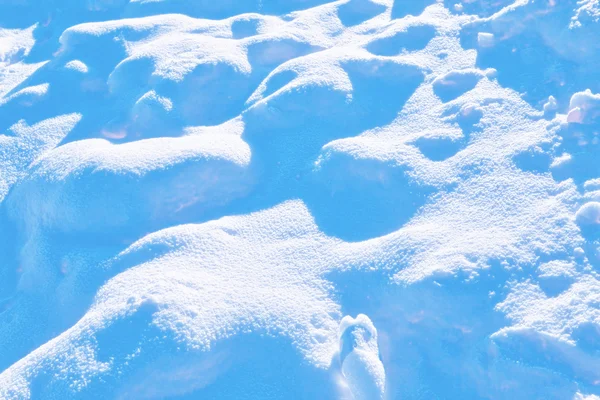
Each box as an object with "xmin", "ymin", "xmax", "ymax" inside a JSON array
[
  {"xmin": 0, "ymin": 201, "xmax": 346, "ymax": 398},
  {"xmin": 6, "ymin": 119, "xmax": 251, "ymax": 236}
]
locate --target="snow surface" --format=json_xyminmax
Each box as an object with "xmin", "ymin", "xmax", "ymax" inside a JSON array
[{"xmin": 1, "ymin": 0, "xmax": 600, "ymax": 399}]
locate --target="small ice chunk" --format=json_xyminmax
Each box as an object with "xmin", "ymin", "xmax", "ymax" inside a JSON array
[
  {"xmin": 550, "ymin": 152, "xmax": 571, "ymax": 168},
  {"xmin": 570, "ymin": 89, "xmax": 600, "ymax": 110},
  {"xmin": 134, "ymin": 90, "xmax": 173, "ymax": 112},
  {"xmin": 64, "ymin": 60, "xmax": 88, "ymax": 73},
  {"xmin": 567, "ymin": 107, "xmax": 584, "ymax": 124},
  {"xmin": 568, "ymin": 89, "xmax": 600, "ymax": 124},
  {"xmin": 543, "ymin": 95, "xmax": 557, "ymax": 114},
  {"xmin": 477, "ymin": 32, "xmax": 495, "ymax": 48},
  {"xmin": 339, "ymin": 314, "xmax": 385, "ymax": 400},
  {"xmin": 575, "ymin": 202, "xmax": 600, "ymax": 226}
]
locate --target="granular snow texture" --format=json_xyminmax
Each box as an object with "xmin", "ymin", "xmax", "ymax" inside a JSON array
[{"xmin": 1, "ymin": 0, "xmax": 600, "ymax": 399}]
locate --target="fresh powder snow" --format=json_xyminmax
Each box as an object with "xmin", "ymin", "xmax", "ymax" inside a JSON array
[{"xmin": 1, "ymin": 0, "xmax": 600, "ymax": 399}]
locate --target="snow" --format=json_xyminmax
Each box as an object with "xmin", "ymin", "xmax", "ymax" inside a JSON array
[
  {"xmin": 544, "ymin": 95, "xmax": 558, "ymax": 115},
  {"xmin": 64, "ymin": 60, "xmax": 89, "ymax": 73},
  {"xmin": 338, "ymin": 314, "xmax": 385, "ymax": 400},
  {"xmin": 569, "ymin": 89, "xmax": 600, "ymax": 124},
  {"xmin": 1, "ymin": 0, "xmax": 600, "ymax": 399},
  {"xmin": 0, "ymin": 25, "xmax": 36, "ymax": 63},
  {"xmin": 576, "ymin": 202, "xmax": 600, "ymax": 226},
  {"xmin": 477, "ymin": 31, "xmax": 494, "ymax": 47}
]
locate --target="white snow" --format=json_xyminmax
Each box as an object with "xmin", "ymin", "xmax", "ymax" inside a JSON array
[
  {"xmin": 0, "ymin": 25, "xmax": 36, "ymax": 63},
  {"xmin": 338, "ymin": 314, "xmax": 385, "ymax": 400},
  {"xmin": 568, "ymin": 89, "xmax": 600, "ymax": 124},
  {"xmin": 544, "ymin": 95, "xmax": 558, "ymax": 114},
  {"xmin": 477, "ymin": 32, "xmax": 494, "ymax": 47},
  {"xmin": 575, "ymin": 202, "xmax": 600, "ymax": 226},
  {"xmin": 64, "ymin": 60, "xmax": 89, "ymax": 73},
  {"xmin": 0, "ymin": 0, "xmax": 599, "ymax": 398}
]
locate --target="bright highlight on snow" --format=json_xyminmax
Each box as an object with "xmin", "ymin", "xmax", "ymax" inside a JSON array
[{"xmin": 1, "ymin": 0, "xmax": 600, "ymax": 399}]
